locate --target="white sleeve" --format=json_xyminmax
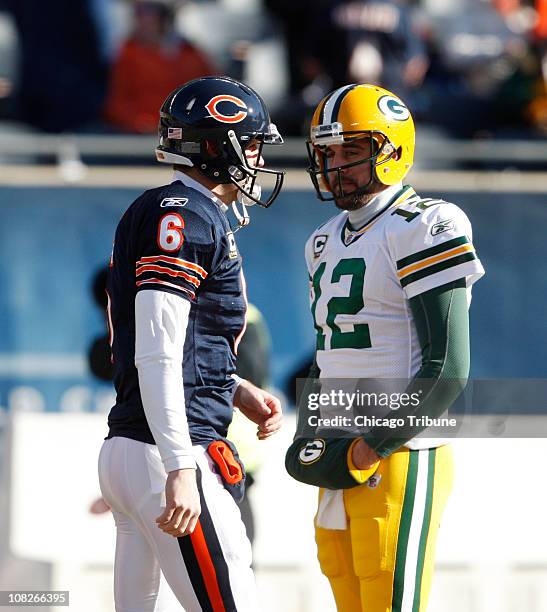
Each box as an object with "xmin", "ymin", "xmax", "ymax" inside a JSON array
[
  {"xmin": 388, "ymin": 201, "xmax": 485, "ymax": 299},
  {"xmin": 135, "ymin": 289, "xmax": 195, "ymax": 473}
]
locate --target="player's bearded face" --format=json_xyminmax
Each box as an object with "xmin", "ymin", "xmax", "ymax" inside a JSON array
[{"xmin": 324, "ymin": 137, "xmax": 382, "ymax": 210}]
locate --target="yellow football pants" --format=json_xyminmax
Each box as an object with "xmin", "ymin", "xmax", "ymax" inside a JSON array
[{"xmin": 315, "ymin": 445, "xmax": 453, "ymax": 612}]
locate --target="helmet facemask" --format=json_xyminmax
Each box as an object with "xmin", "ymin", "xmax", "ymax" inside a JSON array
[
  {"xmin": 306, "ymin": 131, "xmax": 397, "ymax": 202},
  {"xmin": 225, "ymin": 127, "xmax": 285, "ymax": 209}
]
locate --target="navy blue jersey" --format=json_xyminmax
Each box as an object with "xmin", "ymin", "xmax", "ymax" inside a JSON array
[{"xmin": 106, "ymin": 179, "xmax": 246, "ymax": 446}]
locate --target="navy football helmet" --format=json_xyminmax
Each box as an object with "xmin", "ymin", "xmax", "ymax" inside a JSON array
[{"xmin": 156, "ymin": 76, "xmax": 284, "ymax": 210}]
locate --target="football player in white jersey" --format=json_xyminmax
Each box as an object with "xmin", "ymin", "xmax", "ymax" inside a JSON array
[{"xmin": 286, "ymin": 84, "xmax": 484, "ymax": 611}]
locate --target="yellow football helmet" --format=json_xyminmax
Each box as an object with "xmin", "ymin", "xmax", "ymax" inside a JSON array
[{"xmin": 307, "ymin": 84, "xmax": 415, "ymax": 200}]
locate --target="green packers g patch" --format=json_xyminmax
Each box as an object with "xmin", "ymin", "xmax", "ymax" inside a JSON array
[{"xmin": 299, "ymin": 439, "xmax": 326, "ymax": 464}]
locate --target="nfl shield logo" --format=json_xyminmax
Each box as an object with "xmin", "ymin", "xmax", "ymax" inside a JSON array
[{"xmin": 367, "ymin": 474, "xmax": 382, "ymax": 489}]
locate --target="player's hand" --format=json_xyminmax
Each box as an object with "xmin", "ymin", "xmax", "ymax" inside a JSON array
[
  {"xmin": 233, "ymin": 379, "xmax": 283, "ymax": 440},
  {"xmin": 351, "ymin": 439, "xmax": 381, "ymax": 470},
  {"xmin": 89, "ymin": 496, "xmax": 111, "ymax": 514},
  {"xmin": 156, "ymin": 468, "xmax": 201, "ymax": 538}
]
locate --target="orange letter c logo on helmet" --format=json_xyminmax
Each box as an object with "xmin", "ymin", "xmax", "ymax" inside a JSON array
[{"xmin": 205, "ymin": 95, "xmax": 248, "ymax": 124}]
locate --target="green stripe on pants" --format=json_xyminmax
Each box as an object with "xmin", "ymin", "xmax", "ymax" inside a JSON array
[
  {"xmin": 412, "ymin": 449, "xmax": 436, "ymax": 611},
  {"xmin": 392, "ymin": 451, "xmax": 419, "ymax": 612}
]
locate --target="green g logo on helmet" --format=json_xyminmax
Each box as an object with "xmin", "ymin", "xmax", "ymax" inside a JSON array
[{"xmin": 377, "ymin": 95, "xmax": 410, "ymax": 122}]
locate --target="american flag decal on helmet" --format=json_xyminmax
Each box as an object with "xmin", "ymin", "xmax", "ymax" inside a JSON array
[{"xmin": 168, "ymin": 127, "xmax": 183, "ymax": 139}]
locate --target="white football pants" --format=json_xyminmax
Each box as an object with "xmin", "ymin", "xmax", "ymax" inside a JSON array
[{"xmin": 98, "ymin": 436, "xmax": 257, "ymax": 612}]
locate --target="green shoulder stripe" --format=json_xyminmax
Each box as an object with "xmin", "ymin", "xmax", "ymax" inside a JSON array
[
  {"xmin": 400, "ymin": 252, "xmax": 477, "ymax": 288},
  {"xmin": 396, "ymin": 236, "xmax": 469, "ymax": 271}
]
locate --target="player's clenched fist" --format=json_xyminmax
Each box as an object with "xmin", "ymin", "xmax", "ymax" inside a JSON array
[
  {"xmin": 156, "ymin": 469, "xmax": 201, "ymax": 538},
  {"xmin": 351, "ymin": 439, "xmax": 381, "ymax": 471}
]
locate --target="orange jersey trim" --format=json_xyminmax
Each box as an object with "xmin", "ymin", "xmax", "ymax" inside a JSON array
[
  {"xmin": 137, "ymin": 255, "xmax": 207, "ymax": 278},
  {"xmin": 136, "ymin": 264, "xmax": 201, "ymax": 287},
  {"xmin": 135, "ymin": 278, "xmax": 195, "ymax": 299}
]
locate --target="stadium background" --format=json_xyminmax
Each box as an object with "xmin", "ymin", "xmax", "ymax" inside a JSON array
[{"xmin": 1, "ymin": 0, "xmax": 547, "ymax": 610}]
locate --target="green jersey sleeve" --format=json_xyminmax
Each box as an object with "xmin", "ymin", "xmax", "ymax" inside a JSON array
[{"xmin": 362, "ymin": 279, "xmax": 470, "ymax": 457}]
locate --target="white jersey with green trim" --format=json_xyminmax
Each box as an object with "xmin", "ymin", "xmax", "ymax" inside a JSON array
[{"xmin": 305, "ymin": 184, "xmax": 485, "ymax": 382}]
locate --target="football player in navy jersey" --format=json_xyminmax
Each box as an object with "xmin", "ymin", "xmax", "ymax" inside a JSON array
[{"xmin": 98, "ymin": 76, "xmax": 284, "ymax": 612}]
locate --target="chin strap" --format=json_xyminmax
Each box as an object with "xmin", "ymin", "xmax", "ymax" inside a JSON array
[
  {"xmin": 231, "ymin": 199, "xmax": 250, "ymax": 230},
  {"xmin": 236, "ymin": 181, "xmax": 262, "ymax": 207},
  {"xmin": 230, "ymin": 181, "xmax": 262, "ymax": 230}
]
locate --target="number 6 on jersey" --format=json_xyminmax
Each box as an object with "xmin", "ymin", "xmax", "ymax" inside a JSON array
[{"xmin": 157, "ymin": 213, "xmax": 184, "ymax": 252}]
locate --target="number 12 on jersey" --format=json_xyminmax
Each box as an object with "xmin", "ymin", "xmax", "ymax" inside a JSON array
[{"xmin": 311, "ymin": 257, "xmax": 372, "ymax": 350}]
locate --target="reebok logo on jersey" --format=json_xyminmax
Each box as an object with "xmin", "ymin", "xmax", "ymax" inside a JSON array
[
  {"xmin": 431, "ymin": 219, "xmax": 454, "ymax": 236},
  {"xmin": 298, "ymin": 439, "xmax": 325, "ymax": 464},
  {"xmin": 313, "ymin": 235, "xmax": 328, "ymax": 258},
  {"xmin": 160, "ymin": 198, "xmax": 188, "ymax": 208}
]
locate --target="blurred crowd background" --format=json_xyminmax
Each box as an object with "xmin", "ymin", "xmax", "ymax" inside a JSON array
[{"xmin": 2, "ymin": 0, "xmax": 547, "ymax": 140}]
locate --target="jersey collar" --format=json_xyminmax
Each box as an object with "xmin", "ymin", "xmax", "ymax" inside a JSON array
[
  {"xmin": 347, "ymin": 183, "xmax": 403, "ymax": 230},
  {"xmin": 172, "ymin": 170, "xmax": 229, "ymax": 212},
  {"xmin": 341, "ymin": 184, "xmax": 415, "ymax": 246}
]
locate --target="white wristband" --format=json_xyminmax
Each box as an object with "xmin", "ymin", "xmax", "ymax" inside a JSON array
[
  {"xmin": 231, "ymin": 373, "xmax": 246, "ymax": 387},
  {"xmin": 231, "ymin": 373, "xmax": 247, "ymax": 412}
]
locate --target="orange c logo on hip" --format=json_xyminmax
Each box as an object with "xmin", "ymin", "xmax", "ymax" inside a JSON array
[{"xmin": 205, "ymin": 95, "xmax": 248, "ymax": 123}]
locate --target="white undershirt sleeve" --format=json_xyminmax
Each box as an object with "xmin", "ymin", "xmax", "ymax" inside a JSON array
[{"xmin": 134, "ymin": 289, "xmax": 195, "ymax": 473}]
